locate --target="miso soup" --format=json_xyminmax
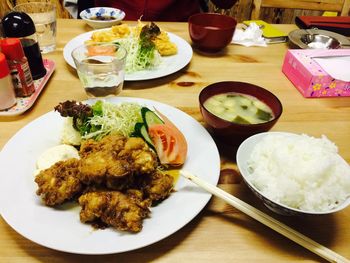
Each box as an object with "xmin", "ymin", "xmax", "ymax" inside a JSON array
[{"xmin": 204, "ymin": 93, "xmax": 274, "ymax": 124}]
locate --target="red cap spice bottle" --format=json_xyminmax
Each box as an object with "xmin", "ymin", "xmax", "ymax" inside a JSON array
[
  {"xmin": 0, "ymin": 52, "xmax": 16, "ymax": 110},
  {"xmin": 1, "ymin": 38, "xmax": 35, "ymax": 97}
]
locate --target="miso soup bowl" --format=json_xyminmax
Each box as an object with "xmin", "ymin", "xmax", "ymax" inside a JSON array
[{"xmin": 199, "ymin": 81, "xmax": 283, "ymax": 145}]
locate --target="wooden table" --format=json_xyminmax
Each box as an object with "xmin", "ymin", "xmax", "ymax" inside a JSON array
[{"xmin": 1, "ymin": 19, "xmax": 350, "ymax": 262}]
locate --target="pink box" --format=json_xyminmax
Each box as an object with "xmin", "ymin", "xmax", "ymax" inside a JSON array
[{"xmin": 282, "ymin": 49, "xmax": 350, "ymax": 98}]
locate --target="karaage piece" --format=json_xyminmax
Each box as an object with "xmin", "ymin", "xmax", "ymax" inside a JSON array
[
  {"xmin": 35, "ymin": 158, "xmax": 83, "ymax": 206},
  {"xmin": 140, "ymin": 171, "xmax": 174, "ymax": 203},
  {"xmin": 119, "ymin": 136, "xmax": 158, "ymax": 174},
  {"xmin": 78, "ymin": 135, "xmax": 158, "ymax": 190},
  {"xmin": 78, "ymin": 135, "xmax": 129, "ymax": 185},
  {"xmin": 79, "ymin": 190, "xmax": 150, "ymax": 232}
]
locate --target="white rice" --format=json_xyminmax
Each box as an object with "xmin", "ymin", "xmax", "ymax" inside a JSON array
[{"xmin": 246, "ymin": 133, "xmax": 350, "ymax": 212}]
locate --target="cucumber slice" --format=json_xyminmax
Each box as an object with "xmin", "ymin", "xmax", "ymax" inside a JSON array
[
  {"xmin": 133, "ymin": 122, "xmax": 155, "ymax": 148},
  {"xmin": 141, "ymin": 107, "xmax": 164, "ymax": 130}
]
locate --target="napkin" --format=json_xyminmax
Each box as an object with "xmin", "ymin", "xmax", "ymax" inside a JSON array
[
  {"xmin": 314, "ymin": 56, "xmax": 350, "ymax": 82},
  {"xmin": 232, "ymin": 23, "xmax": 267, "ymax": 47}
]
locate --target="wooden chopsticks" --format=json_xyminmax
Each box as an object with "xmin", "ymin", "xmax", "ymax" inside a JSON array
[{"xmin": 180, "ymin": 170, "xmax": 350, "ymax": 263}]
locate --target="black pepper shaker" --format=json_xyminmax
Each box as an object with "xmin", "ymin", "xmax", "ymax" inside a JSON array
[{"xmin": 2, "ymin": 11, "xmax": 46, "ymax": 80}]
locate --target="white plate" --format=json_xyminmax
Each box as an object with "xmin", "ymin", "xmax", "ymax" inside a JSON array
[
  {"xmin": 0, "ymin": 97, "xmax": 220, "ymax": 255},
  {"xmin": 63, "ymin": 30, "xmax": 193, "ymax": 81}
]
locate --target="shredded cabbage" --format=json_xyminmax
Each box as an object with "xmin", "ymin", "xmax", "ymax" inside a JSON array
[
  {"xmin": 112, "ymin": 24, "xmax": 161, "ymax": 73},
  {"xmin": 82, "ymin": 101, "xmax": 143, "ymax": 140},
  {"xmin": 114, "ymin": 38, "xmax": 161, "ymax": 73}
]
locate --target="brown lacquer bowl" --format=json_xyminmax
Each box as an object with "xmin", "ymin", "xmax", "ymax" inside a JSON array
[
  {"xmin": 188, "ymin": 13, "xmax": 237, "ymax": 52},
  {"xmin": 199, "ymin": 81, "xmax": 283, "ymax": 145}
]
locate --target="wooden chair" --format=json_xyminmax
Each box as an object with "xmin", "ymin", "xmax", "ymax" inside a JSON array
[
  {"xmin": 251, "ymin": 0, "xmax": 350, "ymax": 20},
  {"xmin": 5, "ymin": 0, "xmax": 72, "ymax": 18}
]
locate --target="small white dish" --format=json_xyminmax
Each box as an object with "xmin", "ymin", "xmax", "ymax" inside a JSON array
[{"xmin": 80, "ymin": 7, "xmax": 125, "ymax": 29}]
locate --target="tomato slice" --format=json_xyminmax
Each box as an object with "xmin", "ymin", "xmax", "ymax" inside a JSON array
[{"xmin": 148, "ymin": 112, "xmax": 187, "ymax": 166}]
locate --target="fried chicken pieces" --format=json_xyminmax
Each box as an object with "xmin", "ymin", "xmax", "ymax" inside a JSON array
[
  {"xmin": 35, "ymin": 158, "xmax": 82, "ymax": 206},
  {"xmin": 79, "ymin": 135, "xmax": 158, "ymax": 189},
  {"xmin": 34, "ymin": 135, "xmax": 174, "ymax": 232},
  {"xmin": 79, "ymin": 190, "xmax": 151, "ymax": 232}
]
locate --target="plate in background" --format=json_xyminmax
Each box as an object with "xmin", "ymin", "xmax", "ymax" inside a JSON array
[{"xmin": 63, "ymin": 30, "xmax": 193, "ymax": 81}]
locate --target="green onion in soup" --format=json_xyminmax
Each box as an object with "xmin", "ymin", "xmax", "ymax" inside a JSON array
[{"xmin": 204, "ymin": 93, "xmax": 274, "ymax": 124}]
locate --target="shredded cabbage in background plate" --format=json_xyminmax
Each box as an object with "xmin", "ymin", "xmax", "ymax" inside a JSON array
[
  {"xmin": 116, "ymin": 37, "xmax": 161, "ymax": 73},
  {"xmin": 88, "ymin": 22, "xmax": 176, "ymax": 73}
]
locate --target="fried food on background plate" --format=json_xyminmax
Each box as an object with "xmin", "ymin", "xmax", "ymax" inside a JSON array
[
  {"xmin": 87, "ymin": 22, "xmax": 177, "ymax": 56},
  {"xmin": 89, "ymin": 23, "xmax": 131, "ymax": 43},
  {"xmin": 79, "ymin": 190, "xmax": 150, "ymax": 232},
  {"xmin": 35, "ymin": 158, "xmax": 83, "ymax": 206},
  {"xmin": 78, "ymin": 135, "xmax": 158, "ymax": 190},
  {"xmin": 153, "ymin": 31, "xmax": 178, "ymax": 56}
]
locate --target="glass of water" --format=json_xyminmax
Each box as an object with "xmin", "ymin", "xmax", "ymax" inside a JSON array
[
  {"xmin": 71, "ymin": 43, "xmax": 127, "ymax": 98},
  {"xmin": 13, "ymin": 2, "xmax": 56, "ymax": 53}
]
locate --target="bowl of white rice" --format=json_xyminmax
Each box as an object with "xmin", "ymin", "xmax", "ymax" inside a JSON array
[{"xmin": 236, "ymin": 132, "xmax": 350, "ymax": 216}]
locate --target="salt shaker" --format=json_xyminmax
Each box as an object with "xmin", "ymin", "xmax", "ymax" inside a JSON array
[
  {"xmin": 2, "ymin": 11, "xmax": 46, "ymax": 80},
  {"xmin": 1, "ymin": 38, "xmax": 35, "ymax": 97},
  {"xmin": 0, "ymin": 52, "xmax": 17, "ymax": 110}
]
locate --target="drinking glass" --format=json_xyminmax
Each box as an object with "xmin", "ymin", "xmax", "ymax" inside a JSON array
[
  {"xmin": 72, "ymin": 43, "xmax": 127, "ymax": 98},
  {"xmin": 13, "ymin": 2, "xmax": 57, "ymax": 53}
]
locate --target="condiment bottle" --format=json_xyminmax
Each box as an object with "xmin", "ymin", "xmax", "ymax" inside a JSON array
[
  {"xmin": 2, "ymin": 11, "xmax": 46, "ymax": 80},
  {"xmin": 1, "ymin": 38, "xmax": 35, "ymax": 97},
  {"xmin": 0, "ymin": 52, "xmax": 17, "ymax": 110}
]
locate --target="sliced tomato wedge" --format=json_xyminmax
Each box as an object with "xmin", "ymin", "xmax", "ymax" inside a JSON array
[{"xmin": 148, "ymin": 111, "xmax": 187, "ymax": 166}]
